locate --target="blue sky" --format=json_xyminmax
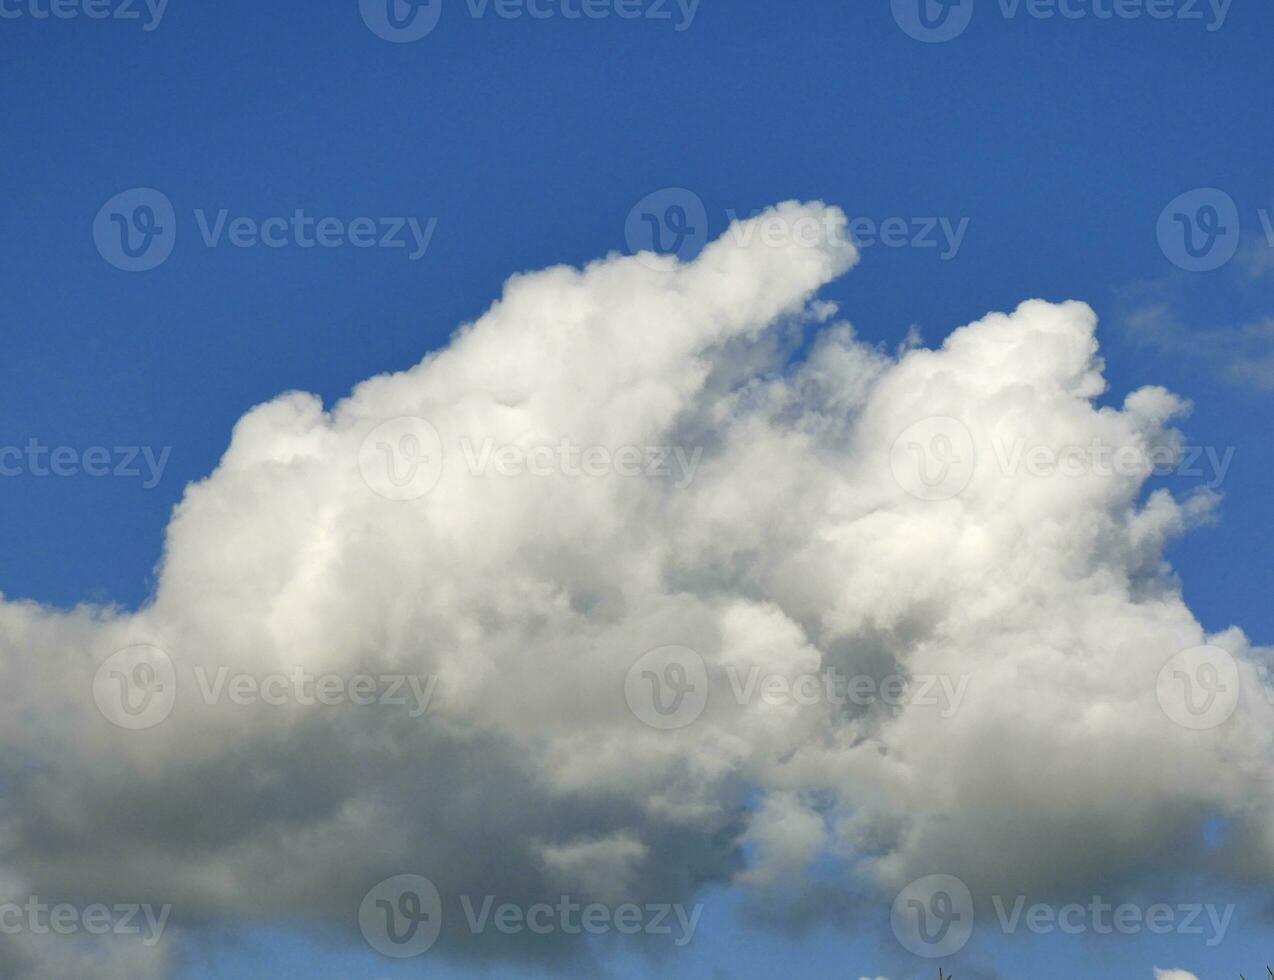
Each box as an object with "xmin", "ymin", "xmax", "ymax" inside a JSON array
[{"xmin": 2, "ymin": 1, "xmax": 1274, "ymax": 977}]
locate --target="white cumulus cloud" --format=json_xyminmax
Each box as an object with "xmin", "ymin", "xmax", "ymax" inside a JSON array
[{"xmin": 0, "ymin": 201, "xmax": 1270, "ymax": 975}]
